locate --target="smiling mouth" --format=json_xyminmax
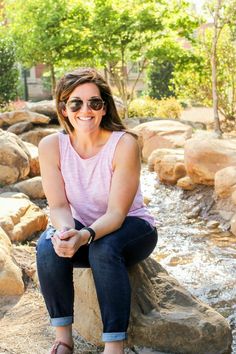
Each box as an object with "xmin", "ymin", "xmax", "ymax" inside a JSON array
[{"xmin": 78, "ymin": 117, "xmax": 93, "ymax": 121}]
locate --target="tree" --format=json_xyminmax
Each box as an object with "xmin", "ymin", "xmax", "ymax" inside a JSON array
[
  {"xmin": 173, "ymin": 16, "xmax": 236, "ymax": 132},
  {"xmin": 145, "ymin": 1, "xmax": 199, "ymax": 102},
  {"xmin": 89, "ymin": 0, "xmax": 199, "ymax": 118},
  {"xmin": 203, "ymin": 0, "xmax": 236, "ymax": 135},
  {"xmin": 148, "ymin": 60, "xmax": 175, "ymax": 99},
  {"xmin": 88, "ymin": 0, "xmax": 162, "ymax": 118},
  {"xmin": 0, "ymin": 35, "xmax": 19, "ymax": 106},
  {"xmin": 4, "ymin": 0, "xmax": 91, "ymax": 96}
]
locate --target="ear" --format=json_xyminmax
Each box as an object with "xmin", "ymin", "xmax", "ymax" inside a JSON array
[
  {"xmin": 60, "ymin": 102, "xmax": 68, "ymax": 117},
  {"xmin": 62, "ymin": 108, "xmax": 68, "ymax": 117}
]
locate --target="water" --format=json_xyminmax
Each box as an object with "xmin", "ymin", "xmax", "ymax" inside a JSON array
[{"xmin": 141, "ymin": 166, "xmax": 236, "ymax": 354}]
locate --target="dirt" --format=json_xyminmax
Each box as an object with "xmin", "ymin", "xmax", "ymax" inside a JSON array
[{"xmin": 0, "ymin": 244, "xmax": 158, "ymax": 354}]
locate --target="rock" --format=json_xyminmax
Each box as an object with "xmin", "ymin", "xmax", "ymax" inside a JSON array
[
  {"xmin": 7, "ymin": 121, "xmax": 34, "ymax": 134},
  {"xmin": 26, "ymin": 100, "xmax": 57, "ymax": 120},
  {"xmin": 0, "ymin": 194, "xmax": 48, "ymax": 242},
  {"xmin": 185, "ymin": 138, "xmax": 236, "ymax": 185},
  {"xmin": 13, "ymin": 177, "xmax": 45, "ymax": 199},
  {"xmin": 0, "ymin": 130, "xmax": 30, "ymax": 185},
  {"xmin": 177, "ymin": 176, "xmax": 196, "ymax": 190},
  {"xmin": 23, "ymin": 141, "xmax": 40, "ymax": 177},
  {"xmin": 155, "ymin": 155, "xmax": 186, "ymax": 185},
  {"xmin": 12, "ymin": 244, "xmax": 38, "ymax": 285},
  {"xmin": 215, "ymin": 166, "xmax": 236, "ymax": 198},
  {"xmin": 133, "ymin": 120, "xmax": 192, "ymax": 161},
  {"xmin": 0, "ymin": 192, "xmax": 30, "ymax": 199},
  {"xmin": 186, "ymin": 205, "xmax": 201, "ymax": 218},
  {"xmin": 230, "ymin": 213, "xmax": 236, "ymax": 236},
  {"xmin": 214, "ymin": 196, "xmax": 236, "ymax": 222},
  {"xmin": 148, "ymin": 148, "xmax": 184, "ymax": 172},
  {"xmin": 123, "ymin": 118, "xmax": 140, "ymax": 129},
  {"xmin": 0, "ymin": 110, "xmax": 50, "ymax": 127},
  {"xmin": 73, "ymin": 258, "xmax": 232, "ymax": 354},
  {"xmin": 20, "ymin": 126, "xmax": 60, "ymax": 146},
  {"xmin": 206, "ymin": 220, "xmax": 220, "ymax": 229},
  {"xmin": 0, "ymin": 226, "xmax": 24, "ymax": 295},
  {"xmin": 151, "ymin": 149, "xmax": 186, "ymax": 185},
  {"xmin": 231, "ymin": 190, "xmax": 236, "ymax": 205}
]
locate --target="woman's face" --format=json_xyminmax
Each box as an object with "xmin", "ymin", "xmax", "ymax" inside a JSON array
[{"xmin": 64, "ymin": 82, "xmax": 106, "ymax": 134}]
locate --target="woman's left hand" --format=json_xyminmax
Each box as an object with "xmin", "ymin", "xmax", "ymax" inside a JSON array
[{"xmin": 51, "ymin": 228, "xmax": 87, "ymax": 258}]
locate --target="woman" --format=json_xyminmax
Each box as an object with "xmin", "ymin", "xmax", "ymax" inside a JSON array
[{"xmin": 36, "ymin": 67, "xmax": 157, "ymax": 354}]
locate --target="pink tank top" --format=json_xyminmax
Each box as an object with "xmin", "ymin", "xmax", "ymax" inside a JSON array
[{"xmin": 58, "ymin": 131, "xmax": 155, "ymax": 227}]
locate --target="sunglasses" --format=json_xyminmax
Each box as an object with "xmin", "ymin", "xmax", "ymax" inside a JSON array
[{"xmin": 66, "ymin": 97, "xmax": 105, "ymax": 112}]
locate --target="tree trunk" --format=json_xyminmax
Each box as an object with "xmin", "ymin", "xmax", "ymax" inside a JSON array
[
  {"xmin": 211, "ymin": 0, "xmax": 222, "ymax": 138},
  {"xmin": 50, "ymin": 64, "xmax": 56, "ymax": 98}
]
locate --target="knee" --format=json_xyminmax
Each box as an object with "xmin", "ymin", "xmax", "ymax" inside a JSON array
[
  {"xmin": 36, "ymin": 228, "xmax": 55, "ymax": 265},
  {"xmin": 89, "ymin": 239, "xmax": 121, "ymax": 266}
]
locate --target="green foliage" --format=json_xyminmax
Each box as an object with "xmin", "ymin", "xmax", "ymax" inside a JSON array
[
  {"xmin": 4, "ymin": 0, "xmax": 91, "ymax": 93},
  {"xmin": 0, "ymin": 35, "xmax": 20, "ymax": 106},
  {"xmin": 128, "ymin": 97, "xmax": 160, "ymax": 118},
  {"xmin": 148, "ymin": 60, "xmax": 175, "ymax": 99},
  {"xmin": 128, "ymin": 96, "xmax": 182, "ymax": 119},
  {"xmin": 173, "ymin": 25, "xmax": 236, "ymax": 120},
  {"xmin": 3, "ymin": 0, "xmax": 200, "ymax": 111}
]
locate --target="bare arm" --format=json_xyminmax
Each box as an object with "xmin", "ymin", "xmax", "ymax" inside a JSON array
[
  {"xmin": 88, "ymin": 133, "xmax": 141, "ymax": 238},
  {"xmin": 38, "ymin": 133, "xmax": 75, "ymax": 230}
]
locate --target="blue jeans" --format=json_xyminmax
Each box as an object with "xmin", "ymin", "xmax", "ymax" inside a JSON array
[{"xmin": 36, "ymin": 216, "xmax": 157, "ymax": 342}]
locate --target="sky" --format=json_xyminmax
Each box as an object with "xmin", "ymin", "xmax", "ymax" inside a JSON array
[{"xmin": 189, "ymin": 0, "xmax": 205, "ymax": 13}]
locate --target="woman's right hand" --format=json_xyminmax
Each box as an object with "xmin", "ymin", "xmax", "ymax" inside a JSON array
[{"xmin": 51, "ymin": 228, "xmax": 89, "ymax": 258}]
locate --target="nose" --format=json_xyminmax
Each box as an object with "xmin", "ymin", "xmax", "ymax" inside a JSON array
[{"xmin": 79, "ymin": 101, "xmax": 92, "ymax": 113}]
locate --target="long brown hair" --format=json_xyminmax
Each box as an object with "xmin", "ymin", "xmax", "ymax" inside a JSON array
[{"xmin": 55, "ymin": 67, "xmax": 127, "ymax": 134}]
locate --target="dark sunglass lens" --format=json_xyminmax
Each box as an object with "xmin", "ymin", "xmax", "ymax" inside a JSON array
[
  {"xmin": 67, "ymin": 100, "xmax": 83, "ymax": 112},
  {"xmin": 89, "ymin": 99, "xmax": 103, "ymax": 110}
]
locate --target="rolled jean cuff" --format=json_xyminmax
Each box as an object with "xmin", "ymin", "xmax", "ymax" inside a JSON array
[
  {"xmin": 50, "ymin": 316, "xmax": 73, "ymax": 327},
  {"xmin": 102, "ymin": 332, "xmax": 127, "ymax": 342}
]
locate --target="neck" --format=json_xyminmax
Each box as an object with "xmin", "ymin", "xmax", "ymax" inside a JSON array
[{"xmin": 69, "ymin": 129, "xmax": 112, "ymax": 158}]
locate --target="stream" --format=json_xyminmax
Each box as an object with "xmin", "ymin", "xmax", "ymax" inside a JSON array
[{"xmin": 141, "ymin": 166, "xmax": 236, "ymax": 354}]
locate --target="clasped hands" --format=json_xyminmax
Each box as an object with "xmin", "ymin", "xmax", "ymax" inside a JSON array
[{"xmin": 51, "ymin": 228, "xmax": 88, "ymax": 258}]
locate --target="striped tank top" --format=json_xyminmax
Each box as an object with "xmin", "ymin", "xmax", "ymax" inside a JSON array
[{"xmin": 58, "ymin": 131, "xmax": 155, "ymax": 227}]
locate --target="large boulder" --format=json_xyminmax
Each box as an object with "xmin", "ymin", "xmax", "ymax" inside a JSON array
[
  {"xmin": 26, "ymin": 100, "xmax": 57, "ymax": 120},
  {"xmin": 13, "ymin": 177, "xmax": 45, "ymax": 199},
  {"xmin": 23, "ymin": 141, "xmax": 40, "ymax": 177},
  {"xmin": 148, "ymin": 148, "xmax": 186, "ymax": 185},
  {"xmin": 0, "ymin": 110, "xmax": 50, "ymax": 127},
  {"xmin": 0, "ymin": 130, "xmax": 30, "ymax": 185},
  {"xmin": 148, "ymin": 148, "xmax": 184, "ymax": 171},
  {"xmin": 73, "ymin": 258, "xmax": 232, "ymax": 354},
  {"xmin": 154, "ymin": 153, "xmax": 186, "ymax": 185},
  {"xmin": 20, "ymin": 126, "xmax": 60, "ymax": 146},
  {"xmin": 214, "ymin": 166, "xmax": 236, "ymax": 198},
  {"xmin": 133, "ymin": 120, "xmax": 192, "ymax": 161},
  {"xmin": 0, "ymin": 193, "xmax": 48, "ymax": 242},
  {"xmin": 0, "ymin": 226, "xmax": 24, "ymax": 295},
  {"xmin": 185, "ymin": 138, "xmax": 236, "ymax": 185},
  {"xmin": 7, "ymin": 121, "xmax": 34, "ymax": 135}
]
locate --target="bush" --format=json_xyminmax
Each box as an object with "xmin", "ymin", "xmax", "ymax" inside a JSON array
[
  {"xmin": 0, "ymin": 37, "xmax": 20, "ymax": 107},
  {"xmin": 128, "ymin": 97, "xmax": 159, "ymax": 118},
  {"xmin": 156, "ymin": 97, "xmax": 182, "ymax": 119},
  {"xmin": 128, "ymin": 96, "xmax": 182, "ymax": 119}
]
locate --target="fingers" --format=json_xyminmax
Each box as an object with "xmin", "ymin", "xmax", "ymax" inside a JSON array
[{"xmin": 51, "ymin": 231, "xmax": 81, "ymax": 258}]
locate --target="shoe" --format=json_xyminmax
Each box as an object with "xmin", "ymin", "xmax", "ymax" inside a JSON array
[{"xmin": 49, "ymin": 340, "xmax": 74, "ymax": 354}]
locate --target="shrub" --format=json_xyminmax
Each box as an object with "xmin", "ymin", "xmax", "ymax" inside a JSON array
[
  {"xmin": 0, "ymin": 37, "xmax": 20, "ymax": 107},
  {"xmin": 128, "ymin": 97, "xmax": 159, "ymax": 118},
  {"xmin": 128, "ymin": 96, "xmax": 182, "ymax": 119},
  {"xmin": 156, "ymin": 97, "xmax": 182, "ymax": 119}
]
